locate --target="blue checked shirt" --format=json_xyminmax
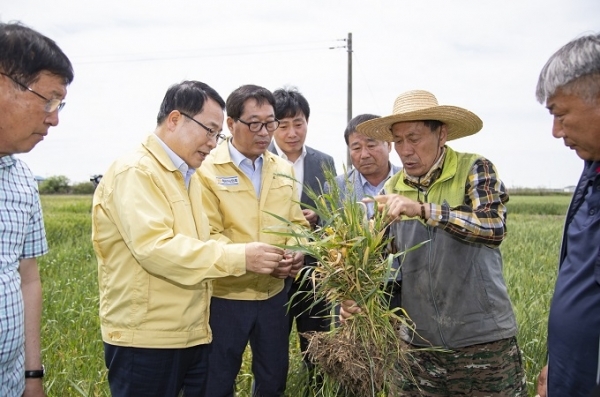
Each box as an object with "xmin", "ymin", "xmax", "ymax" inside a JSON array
[{"xmin": 0, "ymin": 155, "xmax": 48, "ymax": 396}]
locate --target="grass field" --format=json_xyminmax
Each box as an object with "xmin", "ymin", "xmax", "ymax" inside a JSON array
[{"xmin": 37, "ymin": 194, "xmax": 570, "ymax": 396}]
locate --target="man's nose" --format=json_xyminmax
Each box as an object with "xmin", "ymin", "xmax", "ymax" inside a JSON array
[
  {"xmin": 551, "ymin": 118, "xmax": 564, "ymax": 139},
  {"xmin": 360, "ymin": 147, "xmax": 372, "ymax": 158},
  {"xmin": 45, "ymin": 109, "xmax": 60, "ymax": 127},
  {"xmin": 397, "ymin": 143, "xmax": 413, "ymax": 157},
  {"xmin": 256, "ymin": 125, "xmax": 270, "ymax": 136}
]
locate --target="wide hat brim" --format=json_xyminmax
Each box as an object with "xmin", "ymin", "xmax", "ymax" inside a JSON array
[{"xmin": 356, "ymin": 90, "xmax": 483, "ymax": 142}]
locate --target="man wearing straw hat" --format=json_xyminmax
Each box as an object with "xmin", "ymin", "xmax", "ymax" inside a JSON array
[{"xmin": 341, "ymin": 90, "xmax": 526, "ymax": 396}]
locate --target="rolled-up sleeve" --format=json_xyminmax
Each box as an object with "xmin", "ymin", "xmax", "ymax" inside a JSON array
[{"xmin": 427, "ymin": 158, "xmax": 508, "ymax": 247}]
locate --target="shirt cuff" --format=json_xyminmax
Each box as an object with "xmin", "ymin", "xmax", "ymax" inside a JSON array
[
  {"xmin": 220, "ymin": 243, "xmax": 247, "ymax": 277},
  {"xmin": 428, "ymin": 202, "xmax": 446, "ymax": 227}
]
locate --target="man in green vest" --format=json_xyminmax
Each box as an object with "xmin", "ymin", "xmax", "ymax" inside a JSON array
[{"xmin": 341, "ymin": 90, "xmax": 526, "ymax": 396}]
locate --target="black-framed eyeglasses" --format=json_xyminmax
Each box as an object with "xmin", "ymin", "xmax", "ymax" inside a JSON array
[
  {"xmin": 236, "ymin": 118, "xmax": 280, "ymax": 133},
  {"xmin": 1, "ymin": 73, "xmax": 65, "ymax": 113},
  {"xmin": 180, "ymin": 112, "xmax": 226, "ymax": 143}
]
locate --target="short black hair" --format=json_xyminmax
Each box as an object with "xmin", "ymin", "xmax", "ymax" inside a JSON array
[
  {"xmin": 344, "ymin": 114, "xmax": 380, "ymax": 145},
  {"xmin": 273, "ymin": 87, "xmax": 310, "ymax": 120},
  {"xmin": 0, "ymin": 22, "xmax": 73, "ymax": 86},
  {"xmin": 156, "ymin": 80, "xmax": 225, "ymax": 125},
  {"xmin": 423, "ymin": 120, "xmax": 444, "ymax": 132},
  {"xmin": 226, "ymin": 85, "xmax": 275, "ymax": 120}
]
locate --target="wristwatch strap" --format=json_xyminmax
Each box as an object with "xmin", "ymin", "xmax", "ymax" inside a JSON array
[{"xmin": 25, "ymin": 365, "xmax": 44, "ymax": 379}]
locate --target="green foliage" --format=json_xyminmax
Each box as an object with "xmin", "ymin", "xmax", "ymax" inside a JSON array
[
  {"xmin": 39, "ymin": 194, "xmax": 568, "ymax": 396},
  {"xmin": 502, "ymin": 213, "xmax": 562, "ymax": 395},
  {"xmin": 267, "ymin": 170, "xmax": 426, "ymax": 395},
  {"xmin": 39, "ymin": 175, "xmax": 71, "ymax": 194},
  {"xmin": 508, "ymin": 187, "xmax": 573, "ymax": 196},
  {"xmin": 71, "ymin": 182, "xmax": 96, "ymax": 195},
  {"xmin": 38, "ymin": 195, "xmax": 105, "ymax": 396},
  {"xmin": 507, "ymin": 195, "xmax": 571, "ymax": 216}
]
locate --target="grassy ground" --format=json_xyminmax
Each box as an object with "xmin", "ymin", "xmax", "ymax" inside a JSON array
[{"xmin": 37, "ymin": 194, "xmax": 569, "ymax": 396}]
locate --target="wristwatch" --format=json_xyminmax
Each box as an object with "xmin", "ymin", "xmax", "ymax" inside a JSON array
[{"xmin": 25, "ymin": 365, "xmax": 44, "ymax": 379}]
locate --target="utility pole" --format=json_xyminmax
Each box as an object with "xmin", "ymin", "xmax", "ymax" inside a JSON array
[
  {"xmin": 346, "ymin": 32, "xmax": 353, "ymax": 169},
  {"xmin": 330, "ymin": 33, "xmax": 353, "ymax": 169}
]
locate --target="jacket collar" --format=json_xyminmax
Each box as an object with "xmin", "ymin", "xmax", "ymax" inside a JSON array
[
  {"xmin": 142, "ymin": 134, "xmax": 179, "ymax": 172},
  {"xmin": 212, "ymin": 136, "xmax": 276, "ymax": 166}
]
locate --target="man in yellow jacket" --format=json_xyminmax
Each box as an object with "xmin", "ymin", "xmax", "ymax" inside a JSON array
[
  {"xmin": 92, "ymin": 81, "xmax": 285, "ymax": 397},
  {"xmin": 199, "ymin": 84, "xmax": 309, "ymax": 397}
]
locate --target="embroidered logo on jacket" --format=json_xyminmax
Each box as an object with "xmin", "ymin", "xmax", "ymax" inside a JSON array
[{"xmin": 216, "ymin": 176, "xmax": 239, "ymax": 186}]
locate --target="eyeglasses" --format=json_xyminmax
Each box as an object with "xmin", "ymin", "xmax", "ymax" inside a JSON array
[
  {"xmin": 180, "ymin": 112, "xmax": 226, "ymax": 143},
  {"xmin": 1, "ymin": 73, "xmax": 65, "ymax": 113},
  {"xmin": 236, "ymin": 118, "xmax": 280, "ymax": 133}
]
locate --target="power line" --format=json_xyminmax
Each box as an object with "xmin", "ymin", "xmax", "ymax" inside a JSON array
[
  {"xmin": 352, "ymin": 52, "xmax": 384, "ymax": 115},
  {"xmin": 74, "ymin": 40, "xmax": 340, "ymax": 65}
]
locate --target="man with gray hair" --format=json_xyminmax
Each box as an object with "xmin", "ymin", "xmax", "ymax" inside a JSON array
[
  {"xmin": 330, "ymin": 113, "xmax": 401, "ymax": 219},
  {"xmin": 535, "ymin": 33, "xmax": 600, "ymax": 397}
]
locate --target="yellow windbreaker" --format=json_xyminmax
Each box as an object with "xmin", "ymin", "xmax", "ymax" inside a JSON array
[
  {"xmin": 93, "ymin": 134, "xmax": 246, "ymax": 348},
  {"xmin": 198, "ymin": 139, "xmax": 309, "ymax": 300}
]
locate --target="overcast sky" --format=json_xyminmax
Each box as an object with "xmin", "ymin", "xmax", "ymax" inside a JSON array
[{"xmin": 3, "ymin": 1, "xmax": 599, "ymax": 188}]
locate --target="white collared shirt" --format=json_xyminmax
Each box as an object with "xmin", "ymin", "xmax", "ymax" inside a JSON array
[{"xmin": 272, "ymin": 140, "xmax": 306, "ymax": 201}]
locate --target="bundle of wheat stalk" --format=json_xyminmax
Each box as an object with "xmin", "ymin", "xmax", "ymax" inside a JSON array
[{"xmin": 266, "ymin": 170, "xmax": 424, "ymax": 396}]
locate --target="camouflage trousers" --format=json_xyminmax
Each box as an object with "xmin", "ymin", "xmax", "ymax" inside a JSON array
[{"xmin": 399, "ymin": 337, "xmax": 527, "ymax": 397}]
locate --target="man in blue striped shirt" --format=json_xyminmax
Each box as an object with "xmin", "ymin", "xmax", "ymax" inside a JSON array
[{"xmin": 0, "ymin": 22, "xmax": 73, "ymax": 397}]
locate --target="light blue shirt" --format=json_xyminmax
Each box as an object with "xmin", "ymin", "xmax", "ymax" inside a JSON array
[
  {"xmin": 0, "ymin": 155, "xmax": 48, "ymax": 396},
  {"xmin": 228, "ymin": 139, "xmax": 264, "ymax": 197},
  {"xmin": 358, "ymin": 167, "xmax": 396, "ymax": 219},
  {"xmin": 357, "ymin": 165, "xmax": 401, "ymax": 281},
  {"xmin": 153, "ymin": 134, "xmax": 196, "ymax": 188}
]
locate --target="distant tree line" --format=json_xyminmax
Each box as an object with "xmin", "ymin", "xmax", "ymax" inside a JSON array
[
  {"xmin": 38, "ymin": 175, "xmax": 96, "ymax": 195},
  {"xmin": 38, "ymin": 175, "xmax": 570, "ymax": 197},
  {"xmin": 508, "ymin": 187, "xmax": 573, "ymax": 196}
]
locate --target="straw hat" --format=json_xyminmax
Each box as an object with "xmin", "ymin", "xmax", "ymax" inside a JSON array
[{"xmin": 356, "ymin": 90, "xmax": 483, "ymax": 141}]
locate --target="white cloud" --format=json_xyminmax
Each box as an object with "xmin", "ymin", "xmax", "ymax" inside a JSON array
[{"xmin": 3, "ymin": 0, "xmax": 599, "ymax": 188}]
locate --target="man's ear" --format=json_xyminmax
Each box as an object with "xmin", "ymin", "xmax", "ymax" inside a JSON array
[
  {"xmin": 166, "ymin": 110, "xmax": 182, "ymax": 131},
  {"xmin": 226, "ymin": 117, "xmax": 235, "ymax": 133},
  {"xmin": 439, "ymin": 124, "xmax": 448, "ymax": 147}
]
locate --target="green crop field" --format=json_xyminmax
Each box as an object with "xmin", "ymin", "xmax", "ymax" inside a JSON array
[{"xmin": 37, "ymin": 194, "xmax": 570, "ymax": 396}]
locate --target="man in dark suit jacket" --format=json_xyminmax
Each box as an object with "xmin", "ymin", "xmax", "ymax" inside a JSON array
[{"xmin": 270, "ymin": 87, "xmax": 336, "ymax": 387}]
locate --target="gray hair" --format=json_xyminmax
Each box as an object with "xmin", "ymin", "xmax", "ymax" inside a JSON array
[{"xmin": 536, "ymin": 33, "xmax": 600, "ymax": 104}]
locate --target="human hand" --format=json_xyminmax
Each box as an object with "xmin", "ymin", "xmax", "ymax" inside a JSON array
[
  {"xmin": 339, "ymin": 299, "xmax": 362, "ymax": 323},
  {"xmin": 23, "ymin": 378, "xmax": 46, "ymax": 397},
  {"xmin": 288, "ymin": 251, "xmax": 304, "ymax": 278},
  {"xmin": 271, "ymin": 250, "xmax": 293, "ymax": 279},
  {"xmin": 536, "ymin": 365, "xmax": 547, "ymax": 397},
  {"xmin": 302, "ymin": 209, "xmax": 318, "ymax": 228},
  {"xmin": 363, "ymin": 194, "xmax": 422, "ymax": 221},
  {"xmin": 245, "ymin": 242, "xmax": 284, "ymax": 275}
]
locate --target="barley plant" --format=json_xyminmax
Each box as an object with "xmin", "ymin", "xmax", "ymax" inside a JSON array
[
  {"xmin": 38, "ymin": 193, "xmax": 569, "ymax": 396},
  {"xmin": 266, "ymin": 170, "xmax": 433, "ymax": 396}
]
